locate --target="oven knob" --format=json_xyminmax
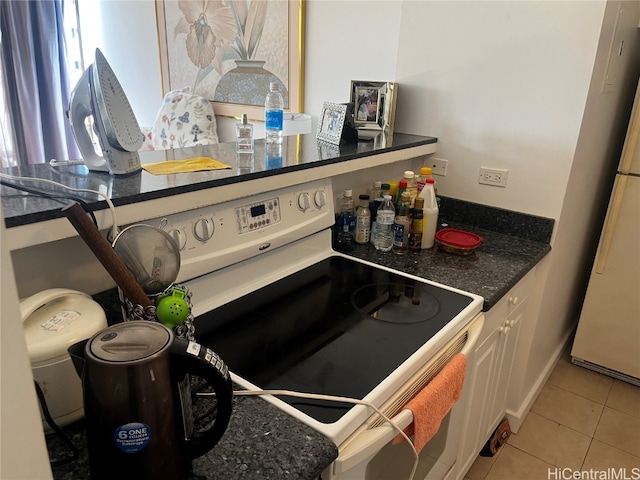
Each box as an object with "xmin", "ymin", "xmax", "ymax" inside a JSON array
[
  {"xmin": 193, "ymin": 217, "xmax": 215, "ymax": 243},
  {"xmin": 167, "ymin": 228, "xmax": 187, "ymax": 251},
  {"xmin": 297, "ymin": 192, "xmax": 311, "ymax": 212},
  {"xmin": 313, "ymin": 190, "xmax": 327, "ymax": 209}
]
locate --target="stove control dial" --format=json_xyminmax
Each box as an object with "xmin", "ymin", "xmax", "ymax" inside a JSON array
[
  {"xmin": 297, "ymin": 192, "xmax": 311, "ymax": 212},
  {"xmin": 193, "ymin": 217, "xmax": 215, "ymax": 243},
  {"xmin": 167, "ymin": 228, "xmax": 187, "ymax": 251},
  {"xmin": 313, "ymin": 190, "xmax": 326, "ymax": 209}
]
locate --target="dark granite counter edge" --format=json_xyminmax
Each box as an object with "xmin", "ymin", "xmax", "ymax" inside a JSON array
[
  {"xmin": 48, "ymin": 388, "xmax": 338, "ymax": 480},
  {"xmin": 3, "ymin": 135, "xmax": 437, "ymax": 228}
]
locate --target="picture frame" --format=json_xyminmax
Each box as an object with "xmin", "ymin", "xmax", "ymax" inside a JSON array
[
  {"xmin": 156, "ymin": 0, "xmax": 305, "ymax": 120},
  {"xmin": 350, "ymin": 81, "xmax": 398, "ymax": 134},
  {"xmin": 316, "ymin": 102, "xmax": 347, "ymax": 145}
]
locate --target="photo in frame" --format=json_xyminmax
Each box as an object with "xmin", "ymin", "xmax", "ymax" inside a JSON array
[
  {"xmin": 350, "ymin": 81, "xmax": 398, "ymax": 134},
  {"xmin": 316, "ymin": 102, "xmax": 347, "ymax": 145},
  {"xmin": 156, "ymin": 0, "xmax": 305, "ymax": 119}
]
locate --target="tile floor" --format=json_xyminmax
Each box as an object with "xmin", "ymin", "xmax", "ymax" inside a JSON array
[{"xmin": 464, "ymin": 348, "xmax": 640, "ymax": 480}]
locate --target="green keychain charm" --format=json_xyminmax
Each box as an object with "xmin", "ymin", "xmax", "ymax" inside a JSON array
[{"xmin": 156, "ymin": 287, "xmax": 190, "ymax": 328}]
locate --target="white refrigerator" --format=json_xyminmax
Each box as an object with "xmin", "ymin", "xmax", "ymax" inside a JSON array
[{"xmin": 571, "ymin": 80, "xmax": 640, "ymax": 386}]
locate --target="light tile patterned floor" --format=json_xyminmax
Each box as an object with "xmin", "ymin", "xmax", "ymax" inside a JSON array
[{"xmin": 464, "ymin": 349, "xmax": 640, "ymax": 480}]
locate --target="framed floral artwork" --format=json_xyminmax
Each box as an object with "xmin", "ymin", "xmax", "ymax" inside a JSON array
[{"xmin": 156, "ymin": 0, "xmax": 305, "ymax": 120}]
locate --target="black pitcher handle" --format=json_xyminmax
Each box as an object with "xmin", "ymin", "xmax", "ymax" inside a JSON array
[{"xmin": 170, "ymin": 337, "xmax": 233, "ymax": 459}]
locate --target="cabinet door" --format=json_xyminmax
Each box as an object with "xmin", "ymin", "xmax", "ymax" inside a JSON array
[
  {"xmin": 456, "ymin": 327, "xmax": 500, "ymax": 478},
  {"xmin": 486, "ymin": 298, "xmax": 526, "ymax": 436}
]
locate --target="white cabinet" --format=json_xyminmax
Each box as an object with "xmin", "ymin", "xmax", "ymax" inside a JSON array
[{"xmin": 456, "ymin": 269, "xmax": 534, "ymax": 479}]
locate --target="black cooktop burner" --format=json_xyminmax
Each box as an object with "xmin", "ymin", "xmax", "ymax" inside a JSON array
[{"xmin": 196, "ymin": 255, "xmax": 472, "ymax": 424}]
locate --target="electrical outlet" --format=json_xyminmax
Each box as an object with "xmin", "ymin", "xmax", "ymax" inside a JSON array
[
  {"xmin": 430, "ymin": 158, "xmax": 448, "ymax": 176},
  {"xmin": 479, "ymin": 167, "xmax": 508, "ymax": 187}
]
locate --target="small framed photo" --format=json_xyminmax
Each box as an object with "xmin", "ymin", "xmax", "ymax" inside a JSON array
[
  {"xmin": 350, "ymin": 81, "xmax": 398, "ymax": 134},
  {"xmin": 316, "ymin": 102, "xmax": 347, "ymax": 145}
]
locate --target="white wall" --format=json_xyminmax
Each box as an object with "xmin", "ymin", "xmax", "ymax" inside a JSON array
[
  {"xmin": 394, "ymin": 1, "xmax": 605, "ymax": 220},
  {"xmin": 78, "ymin": 0, "xmax": 163, "ymax": 127}
]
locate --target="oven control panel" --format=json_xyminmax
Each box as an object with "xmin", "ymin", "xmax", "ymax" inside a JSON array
[
  {"xmin": 137, "ymin": 178, "xmax": 335, "ymax": 283},
  {"xmin": 235, "ymin": 197, "xmax": 281, "ymax": 234}
]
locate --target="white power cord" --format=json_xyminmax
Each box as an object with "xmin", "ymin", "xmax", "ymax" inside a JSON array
[
  {"xmin": 49, "ymin": 159, "xmax": 86, "ymax": 167},
  {"xmin": 199, "ymin": 388, "xmax": 420, "ymax": 480},
  {"xmin": 0, "ymin": 172, "xmax": 119, "ymax": 239}
]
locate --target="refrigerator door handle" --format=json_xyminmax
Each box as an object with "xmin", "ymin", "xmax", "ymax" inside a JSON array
[{"xmin": 595, "ymin": 174, "xmax": 627, "ymax": 274}]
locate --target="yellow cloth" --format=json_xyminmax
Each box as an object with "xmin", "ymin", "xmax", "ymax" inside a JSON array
[{"xmin": 142, "ymin": 157, "xmax": 231, "ymax": 175}]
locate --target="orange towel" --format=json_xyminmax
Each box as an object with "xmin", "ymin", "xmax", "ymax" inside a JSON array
[{"xmin": 393, "ymin": 353, "xmax": 467, "ymax": 453}]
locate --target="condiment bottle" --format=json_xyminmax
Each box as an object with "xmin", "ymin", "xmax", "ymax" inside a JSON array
[
  {"xmin": 416, "ymin": 167, "xmax": 433, "ymax": 193},
  {"xmin": 395, "ymin": 179, "xmax": 408, "ymax": 211},
  {"xmin": 354, "ymin": 194, "xmax": 371, "ymax": 244},
  {"xmin": 419, "ymin": 178, "xmax": 438, "ymax": 249},
  {"xmin": 369, "ymin": 181, "xmax": 382, "ymax": 203},
  {"xmin": 403, "ymin": 171, "xmax": 417, "ymax": 206},
  {"xmin": 387, "ymin": 181, "xmax": 399, "ymax": 203},
  {"xmin": 409, "ymin": 197, "xmax": 424, "ymax": 250}
]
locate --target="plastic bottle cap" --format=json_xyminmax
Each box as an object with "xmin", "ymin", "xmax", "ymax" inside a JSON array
[
  {"xmin": 420, "ymin": 167, "xmax": 433, "ymax": 175},
  {"xmin": 373, "ymin": 180, "xmax": 382, "ymax": 187},
  {"xmin": 383, "ymin": 195, "xmax": 392, "ymax": 200},
  {"xmin": 404, "ymin": 171, "xmax": 415, "ymax": 179},
  {"xmin": 270, "ymin": 81, "xmax": 278, "ymax": 90},
  {"xmin": 399, "ymin": 179, "xmax": 408, "ymax": 188},
  {"xmin": 359, "ymin": 194, "xmax": 370, "ymax": 200},
  {"xmin": 344, "ymin": 189, "xmax": 352, "ymax": 196},
  {"xmin": 381, "ymin": 183, "xmax": 391, "ymax": 190},
  {"xmin": 426, "ymin": 178, "xmax": 435, "ymax": 184}
]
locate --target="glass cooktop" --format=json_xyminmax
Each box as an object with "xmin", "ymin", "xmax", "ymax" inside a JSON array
[{"xmin": 196, "ymin": 255, "xmax": 473, "ymax": 424}]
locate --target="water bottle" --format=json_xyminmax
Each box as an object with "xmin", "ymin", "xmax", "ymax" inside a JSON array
[
  {"xmin": 336, "ymin": 189, "xmax": 355, "ymax": 249},
  {"xmin": 265, "ymin": 82, "xmax": 284, "ymax": 144},
  {"xmin": 374, "ymin": 195, "xmax": 395, "ymax": 252},
  {"xmin": 392, "ymin": 192, "xmax": 412, "ymax": 255},
  {"xmin": 369, "ymin": 182, "xmax": 386, "ymax": 245}
]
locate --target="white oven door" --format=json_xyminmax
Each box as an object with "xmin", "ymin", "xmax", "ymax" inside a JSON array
[{"xmin": 323, "ymin": 314, "xmax": 484, "ymax": 480}]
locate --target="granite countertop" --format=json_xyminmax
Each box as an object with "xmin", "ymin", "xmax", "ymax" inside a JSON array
[
  {"xmin": 343, "ymin": 196, "xmax": 554, "ymax": 311},
  {"xmin": 48, "ymin": 394, "xmax": 338, "ymax": 480},
  {"xmin": 1, "ymin": 133, "xmax": 436, "ymax": 228},
  {"xmin": 343, "ymin": 223, "xmax": 550, "ymax": 311}
]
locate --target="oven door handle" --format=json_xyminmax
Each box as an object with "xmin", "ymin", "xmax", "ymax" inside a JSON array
[
  {"xmin": 331, "ymin": 314, "xmax": 484, "ymax": 477},
  {"xmin": 333, "ymin": 409, "xmax": 414, "ymax": 476}
]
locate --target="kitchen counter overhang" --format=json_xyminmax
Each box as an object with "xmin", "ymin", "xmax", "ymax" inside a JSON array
[{"xmin": 1, "ymin": 133, "xmax": 436, "ymax": 251}]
